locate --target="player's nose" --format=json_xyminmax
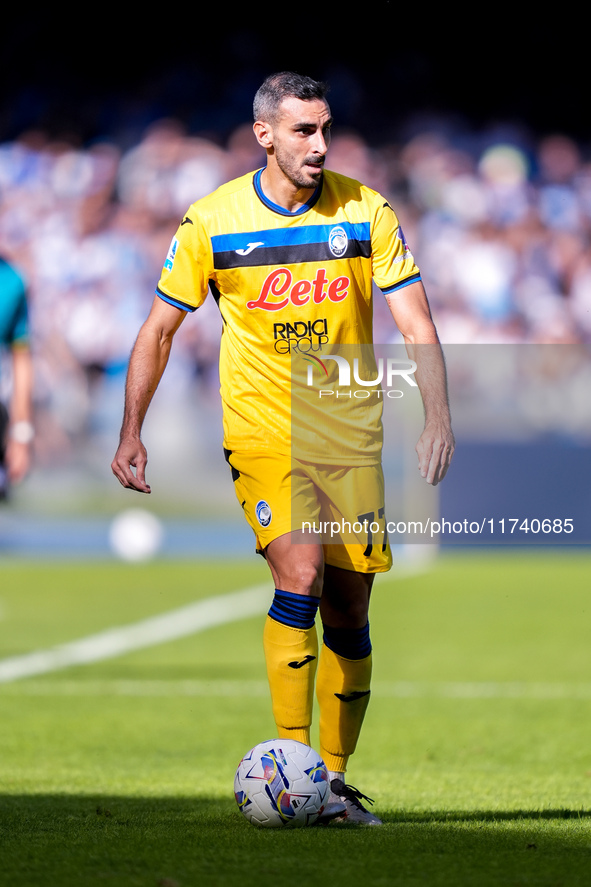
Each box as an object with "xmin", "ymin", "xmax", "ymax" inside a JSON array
[{"xmin": 312, "ymin": 129, "xmax": 330, "ymax": 156}]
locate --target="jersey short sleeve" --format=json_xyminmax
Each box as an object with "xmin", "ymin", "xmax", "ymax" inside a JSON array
[
  {"xmin": 156, "ymin": 206, "xmax": 214, "ymax": 312},
  {"xmin": 370, "ymin": 200, "xmax": 421, "ymax": 296}
]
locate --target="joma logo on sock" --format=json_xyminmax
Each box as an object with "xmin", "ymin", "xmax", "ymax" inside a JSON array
[{"xmin": 288, "ymin": 655, "xmax": 316, "ymax": 669}]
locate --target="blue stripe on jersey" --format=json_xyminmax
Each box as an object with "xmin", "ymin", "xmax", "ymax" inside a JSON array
[
  {"xmin": 381, "ymin": 272, "xmax": 422, "ymax": 295},
  {"xmin": 211, "ymin": 221, "xmax": 371, "ymax": 256}
]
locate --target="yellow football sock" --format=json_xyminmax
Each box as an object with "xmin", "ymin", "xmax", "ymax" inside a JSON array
[
  {"xmin": 316, "ymin": 642, "xmax": 372, "ymax": 774},
  {"xmin": 263, "ymin": 614, "xmax": 318, "ymax": 745}
]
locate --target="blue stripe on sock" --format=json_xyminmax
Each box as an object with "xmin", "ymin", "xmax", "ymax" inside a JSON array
[
  {"xmin": 322, "ymin": 622, "xmax": 372, "ymax": 660},
  {"xmin": 268, "ymin": 589, "xmax": 320, "ymax": 629}
]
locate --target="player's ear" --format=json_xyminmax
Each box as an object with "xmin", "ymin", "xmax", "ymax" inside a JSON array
[{"xmin": 253, "ymin": 120, "xmax": 273, "ymax": 150}]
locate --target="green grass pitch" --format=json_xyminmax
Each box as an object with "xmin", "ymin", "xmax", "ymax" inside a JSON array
[{"xmin": 1, "ymin": 551, "xmax": 590, "ymax": 886}]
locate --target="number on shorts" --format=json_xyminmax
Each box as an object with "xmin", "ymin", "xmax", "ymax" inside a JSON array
[{"xmin": 357, "ymin": 507, "xmax": 388, "ymax": 557}]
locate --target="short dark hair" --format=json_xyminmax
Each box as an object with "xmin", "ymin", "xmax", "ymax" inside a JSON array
[{"xmin": 253, "ymin": 72, "xmax": 329, "ymax": 123}]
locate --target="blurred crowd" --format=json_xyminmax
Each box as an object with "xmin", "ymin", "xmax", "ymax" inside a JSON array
[{"xmin": 1, "ymin": 114, "xmax": 591, "ymax": 467}]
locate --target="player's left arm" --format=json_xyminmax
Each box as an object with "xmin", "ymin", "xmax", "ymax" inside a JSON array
[{"xmin": 386, "ymin": 280, "xmax": 455, "ymax": 486}]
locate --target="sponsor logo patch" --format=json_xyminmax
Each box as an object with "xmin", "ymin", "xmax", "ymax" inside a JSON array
[
  {"xmin": 164, "ymin": 237, "xmax": 178, "ymax": 271},
  {"xmin": 273, "ymin": 318, "xmax": 329, "ymax": 354},
  {"xmin": 247, "ymin": 268, "xmax": 350, "ymax": 311},
  {"xmin": 392, "ymin": 226, "xmax": 413, "ymax": 264}
]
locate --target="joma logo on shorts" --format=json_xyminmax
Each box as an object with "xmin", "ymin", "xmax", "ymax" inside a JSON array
[{"xmin": 247, "ymin": 267, "xmax": 350, "ymax": 311}]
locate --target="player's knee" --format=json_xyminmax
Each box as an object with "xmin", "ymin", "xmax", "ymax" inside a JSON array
[
  {"xmin": 265, "ymin": 535, "xmax": 324, "ymax": 596},
  {"xmin": 321, "ymin": 567, "xmax": 373, "ymax": 627},
  {"xmin": 324, "ymin": 594, "xmax": 369, "ymax": 628},
  {"xmin": 272, "ymin": 558, "xmax": 323, "ymax": 597}
]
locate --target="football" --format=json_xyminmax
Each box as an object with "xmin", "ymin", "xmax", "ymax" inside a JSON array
[
  {"xmin": 108, "ymin": 508, "xmax": 164, "ymax": 562},
  {"xmin": 234, "ymin": 738, "xmax": 329, "ymax": 828}
]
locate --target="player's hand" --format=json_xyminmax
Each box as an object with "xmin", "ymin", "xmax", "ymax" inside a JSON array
[
  {"xmin": 111, "ymin": 437, "xmax": 151, "ymax": 493},
  {"xmin": 415, "ymin": 421, "xmax": 455, "ymax": 486}
]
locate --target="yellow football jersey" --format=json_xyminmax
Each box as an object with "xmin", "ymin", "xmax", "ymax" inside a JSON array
[{"xmin": 156, "ymin": 168, "xmax": 421, "ymax": 463}]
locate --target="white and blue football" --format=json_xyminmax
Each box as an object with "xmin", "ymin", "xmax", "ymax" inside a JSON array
[{"xmin": 234, "ymin": 738, "xmax": 329, "ymax": 828}]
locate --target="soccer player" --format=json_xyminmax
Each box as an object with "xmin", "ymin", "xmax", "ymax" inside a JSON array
[
  {"xmin": 0, "ymin": 255, "xmax": 34, "ymax": 500},
  {"xmin": 111, "ymin": 72, "xmax": 454, "ymax": 825}
]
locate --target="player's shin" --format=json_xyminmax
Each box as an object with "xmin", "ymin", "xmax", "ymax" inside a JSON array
[
  {"xmin": 316, "ymin": 623, "xmax": 372, "ymax": 773},
  {"xmin": 263, "ymin": 589, "xmax": 320, "ymax": 746}
]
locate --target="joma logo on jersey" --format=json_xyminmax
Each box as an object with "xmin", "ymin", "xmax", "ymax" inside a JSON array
[
  {"xmin": 247, "ymin": 267, "xmax": 350, "ymax": 311},
  {"xmin": 273, "ymin": 319, "xmax": 329, "ymax": 354}
]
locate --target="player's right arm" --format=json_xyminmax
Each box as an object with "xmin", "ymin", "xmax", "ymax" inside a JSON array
[
  {"xmin": 370, "ymin": 199, "xmax": 454, "ymax": 486},
  {"xmin": 111, "ymin": 296, "xmax": 186, "ymax": 493}
]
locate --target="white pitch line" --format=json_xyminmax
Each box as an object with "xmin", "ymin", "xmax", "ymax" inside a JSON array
[
  {"xmin": 0, "ymin": 679, "xmax": 271, "ymax": 696},
  {"xmin": 0, "ymin": 584, "xmax": 270, "ymax": 685},
  {"xmin": 0, "ymin": 557, "xmax": 432, "ymax": 687}
]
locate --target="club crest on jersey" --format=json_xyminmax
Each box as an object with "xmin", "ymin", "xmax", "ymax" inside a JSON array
[
  {"xmin": 328, "ymin": 225, "xmax": 348, "ymax": 258},
  {"xmin": 256, "ymin": 500, "xmax": 272, "ymax": 527}
]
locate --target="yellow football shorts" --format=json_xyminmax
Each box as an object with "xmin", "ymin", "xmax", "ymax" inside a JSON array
[{"xmin": 224, "ymin": 448, "xmax": 392, "ymax": 574}]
